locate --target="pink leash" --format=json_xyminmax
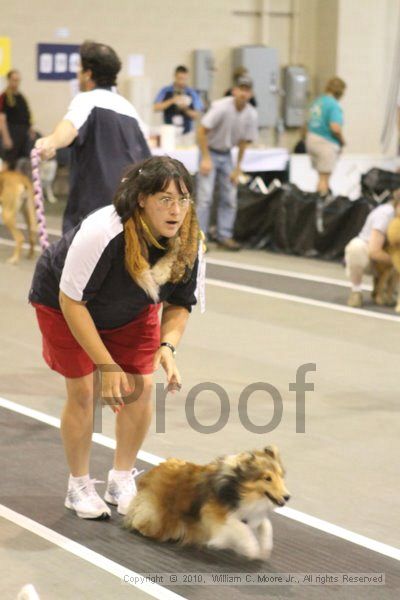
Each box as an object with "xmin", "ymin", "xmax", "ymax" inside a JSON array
[{"xmin": 30, "ymin": 148, "xmax": 50, "ymax": 251}]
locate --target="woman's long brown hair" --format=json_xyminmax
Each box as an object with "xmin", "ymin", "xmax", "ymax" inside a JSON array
[{"xmin": 114, "ymin": 156, "xmax": 200, "ymax": 284}]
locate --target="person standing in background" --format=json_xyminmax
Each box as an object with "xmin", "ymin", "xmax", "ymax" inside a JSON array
[
  {"xmin": 224, "ymin": 66, "xmax": 257, "ymax": 108},
  {"xmin": 306, "ymin": 77, "xmax": 346, "ymax": 197},
  {"xmin": 0, "ymin": 113, "xmax": 13, "ymax": 157},
  {"xmin": 0, "ymin": 70, "xmax": 35, "ymax": 169},
  {"xmin": 344, "ymin": 194, "xmax": 400, "ymax": 308},
  {"xmin": 153, "ymin": 65, "xmax": 203, "ymax": 136},
  {"xmin": 36, "ymin": 40, "xmax": 150, "ymax": 233},
  {"xmin": 196, "ymin": 75, "xmax": 258, "ymax": 251}
]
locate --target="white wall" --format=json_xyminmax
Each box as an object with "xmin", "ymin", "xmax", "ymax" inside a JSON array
[
  {"xmin": 0, "ymin": 0, "xmax": 318, "ymax": 137},
  {"xmin": 1, "ymin": 0, "xmax": 399, "ymax": 155},
  {"xmin": 314, "ymin": 0, "xmax": 338, "ymax": 94},
  {"xmin": 336, "ymin": 0, "xmax": 400, "ymax": 153}
]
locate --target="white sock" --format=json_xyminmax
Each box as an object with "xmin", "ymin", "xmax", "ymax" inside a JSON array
[
  {"xmin": 69, "ymin": 474, "xmax": 90, "ymax": 486},
  {"xmin": 351, "ymin": 285, "xmax": 362, "ymax": 292},
  {"xmin": 110, "ymin": 469, "xmax": 131, "ymax": 479}
]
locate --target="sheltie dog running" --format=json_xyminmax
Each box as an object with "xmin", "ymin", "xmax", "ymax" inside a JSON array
[{"xmin": 124, "ymin": 446, "xmax": 290, "ymax": 560}]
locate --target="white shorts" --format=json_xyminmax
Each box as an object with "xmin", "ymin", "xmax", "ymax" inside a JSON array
[
  {"xmin": 306, "ymin": 132, "xmax": 340, "ymax": 173},
  {"xmin": 344, "ymin": 237, "xmax": 372, "ymax": 277}
]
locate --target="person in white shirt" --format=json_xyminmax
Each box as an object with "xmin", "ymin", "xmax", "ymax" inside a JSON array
[
  {"xmin": 196, "ymin": 76, "xmax": 258, "ymax": 251},
  {"xmin": 36, "ymin": 40, "xmax": 150, "ymax": 233},
  {"xmin": 345, "ymin": 193, "xmax": 400, "ymax": 307}
]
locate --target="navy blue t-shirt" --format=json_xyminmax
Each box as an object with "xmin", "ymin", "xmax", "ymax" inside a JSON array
[{"xmin": 62, "ymin": 88, "xmax": 151, "ymax": 233}]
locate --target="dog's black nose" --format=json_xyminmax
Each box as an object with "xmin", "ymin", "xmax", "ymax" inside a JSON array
[{"xmin": 283, "ymin": 495, "xmax": 290, "ymax": 502}]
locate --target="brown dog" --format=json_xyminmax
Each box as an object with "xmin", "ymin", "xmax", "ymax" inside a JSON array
[
  {"xmin": 124, "ymin": 446, "xmax": 290, "ymax": 560},
  {"xmin": 386, "ymin": 215, "xmax": 400, "ymax": 312},
  {"xmin": 372, "ymin": 261, "xmax": 398, "ymax": 307},
  {"xmin": 0, "ymin": 170, "xmax": 36, "ymax": 264}
]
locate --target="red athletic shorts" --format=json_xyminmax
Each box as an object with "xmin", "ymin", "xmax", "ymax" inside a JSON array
[{"xmin": 32, "ymin": 303, "xmax": 161, "ymax": 378}]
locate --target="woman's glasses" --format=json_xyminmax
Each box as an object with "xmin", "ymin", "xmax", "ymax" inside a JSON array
[{"xmin": 155, "ymin": 196, "xmax": 193, "ymax": 209}]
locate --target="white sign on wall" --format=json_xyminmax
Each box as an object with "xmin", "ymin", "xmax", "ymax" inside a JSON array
[{"xmin": 127, "ymin": 54, "xmax": 145, "ymax": 77}]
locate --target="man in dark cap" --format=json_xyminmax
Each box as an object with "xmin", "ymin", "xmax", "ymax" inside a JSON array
[{"xmin": 196, "ymin": 76, "xmax": 258, "ymax": 250}]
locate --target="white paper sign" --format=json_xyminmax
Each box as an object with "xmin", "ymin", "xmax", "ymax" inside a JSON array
[
  {"xmin": 69, "ymin": 52, "xmax": 80, "ymax": 73},
  {"xmin": 127, "ymin": 54, "xmax": 144, "ymax": 77},
  {"xmin": 39, "ymin": 53, "xmax": 53, "ymax": 74},
  {"xmin": 55, "ymin": 53, "xmax": 67, "ymax": 73}
]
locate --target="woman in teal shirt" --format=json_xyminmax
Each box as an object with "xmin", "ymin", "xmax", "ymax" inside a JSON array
[{"xmin": 306, "ymin": 77, "xmax": 346, "ymax": 196}]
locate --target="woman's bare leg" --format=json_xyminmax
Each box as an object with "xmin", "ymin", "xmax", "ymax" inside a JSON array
[
  {"xmin": 61, "ymin": 371, "xmax": 99, "ymax": 476},
  {"xmin": 114, "ymin": 374, "xmax": 153, "ymax": 470},
  {"xmin": 317, "ymin": 172, "xmax": 331, "ymax": 196}
]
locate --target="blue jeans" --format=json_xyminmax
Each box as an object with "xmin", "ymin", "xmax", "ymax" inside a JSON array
[{"xmin": 196, "ymin": 150, "xmax": 238, "ymax": 239}]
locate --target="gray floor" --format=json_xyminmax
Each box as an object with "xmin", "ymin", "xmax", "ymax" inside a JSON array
[
  {"xmin": 0, "ymin": 518, "xmax": 151, "ymax": 600},
  {"xmin": 1, "ymin": 408, "xmax": 399, "ymax": 600},
  {"xmin": 0, "ymin": 207, "xmax": 399, "ymax": 598}
]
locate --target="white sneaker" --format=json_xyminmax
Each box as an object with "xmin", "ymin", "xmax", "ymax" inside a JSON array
[
  {"xmin": 347, "ymin": 290, "xmax": 363, "ymax": 308},
  {"xmin": 104, "ymin": 468, "xmax": 144, "ymax": 515},
  {"xmin": 64, "ymin": 476, "xmax": 111, "ymax": 519}
]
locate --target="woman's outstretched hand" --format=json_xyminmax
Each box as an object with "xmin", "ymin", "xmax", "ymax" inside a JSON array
[
  {"xmin": 100, "ymin": 366, "xmax": 131, "ymax": 413},
  {"xmin": 153, "ymin": 347, "xmax": 182, "ymax": 394}
]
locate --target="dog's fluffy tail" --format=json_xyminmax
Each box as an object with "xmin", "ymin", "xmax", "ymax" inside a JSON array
[{"xmin": 124, "ymin": 489, "xmax": 166, "ymax": 538}]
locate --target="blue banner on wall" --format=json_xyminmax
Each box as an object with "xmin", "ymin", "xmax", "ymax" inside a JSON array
[{"xmin": 37, "ymin": 43, "xmax": 80, "ymax": 80}]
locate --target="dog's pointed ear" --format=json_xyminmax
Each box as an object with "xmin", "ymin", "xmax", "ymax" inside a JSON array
[{"xmin": 263, "ymin": 445, "xmax": 279, "ymax": 459}]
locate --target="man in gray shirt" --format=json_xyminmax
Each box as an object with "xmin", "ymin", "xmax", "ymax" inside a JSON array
[{"xmin": 196, "ymin": 76, "xmax": 258, "ymax": 250}]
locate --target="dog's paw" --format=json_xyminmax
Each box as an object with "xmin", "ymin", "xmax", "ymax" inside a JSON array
[
  {"xmin": 383, "ymin": 295, "xmax": 397, "ymax": 307},
  {"xmin": 255, "ymin": 518, "xmax": 273, "ymax": 560},
  {"xmin": 238, "ymin": 539, "xmax": 261, "ymax": 561},
  {"xmin": 6, "ymin": 255, "xmax": 19, "ymax": 265},
  {"xmin": 374, "ymin": 294, "xmax": 385, "ymax": 306},
  {"xmin": 258, "ymin": 545, "xmax": 272, "ymax": 561}
]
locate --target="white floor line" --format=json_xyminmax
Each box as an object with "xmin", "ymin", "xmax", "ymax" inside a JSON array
[
  {"xmin": 0, "ymin": 504, "xmax": 185, "ymax": 600},
  {"xmin": 0, "ymin": 237, "xmax": 40, "ymax": 251},
  {"xmin": 1, "ymin": 235, "xmax": 391, "ymax": 321},
  {"xmin": 206, "ymin": 256, "xmax": 374, "ymax": 290},
  {"xmin": 0, "ymin": 232, "xmax": 373, "ymax": 291},
  {"xmin": 0, "ymin": 222, "xmax": 61, "ymax": 236},
  {"xmin": 1, "ymin": 396, "xmax": 399, "ymax": 561},
  {"xmin": 276, "ymin": 507, "xmax": 400, "ymax": 561},
  {"xmin": 206, "ymin": 278, "xmax": 400, "ymax": 323}
]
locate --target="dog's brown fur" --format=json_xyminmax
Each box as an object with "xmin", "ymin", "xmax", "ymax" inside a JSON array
[
  {"xmin": 124, "ymin": 446, "xmax": 290, "ymax": 560},
  {"xmin": 384, "ymin": 216, "xmax": 400, "ymax": 312},
  {"xmin": 0, "ymin": 170, "xmax": 36, "ymax": 264},
  {"xmin": 372, "ymin": 261, "xmax": 398, "ymax": 307}
]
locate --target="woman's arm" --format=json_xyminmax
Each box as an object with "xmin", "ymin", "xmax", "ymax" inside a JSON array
[
  {"xmin": 59, "ymin": 291, "xmax": 129, "ymax": 411},
  {"xmin": 368, "ymin": 229, "xmax": 392, "ymax": 265},
  {"xmin": 330, "ymin": 122, "xmax": 345, "ymax": 147},
  {"xmin": 0, "ymin": 113, "xmax": 12, "ymax": 149},
  {"xmin": 153, "ymin": 303, "xmax": 190, "ymax": 392},
  {"xmin": 160, "ymin": 303, "xmax": 190, "ymax": 347}
]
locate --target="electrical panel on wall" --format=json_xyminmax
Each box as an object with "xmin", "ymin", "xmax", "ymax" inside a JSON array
[
  {"xmin": 193, "ymin": 50, "xmax": 214, "ymax": 94},
  {"xmin": 283, "ymin": 66, "xmax": 309, "ymax": 127},
  {"xmin": 232, "ymin": 46, "xmax": 279, "ymax": 128}
]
